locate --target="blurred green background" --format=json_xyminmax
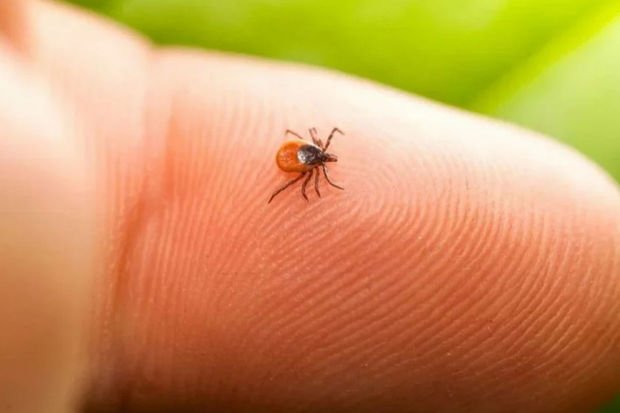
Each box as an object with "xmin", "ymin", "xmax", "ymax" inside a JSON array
[{"xmin": 63, "ymin": 0, "xmax": 620, "ymax": 411}]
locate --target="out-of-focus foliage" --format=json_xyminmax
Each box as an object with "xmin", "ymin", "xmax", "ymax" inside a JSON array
[
  {"xmin": 63, "ymin": 0, "xmax": 620, "ymax": 410},
  {"xmin": 473, "ymin": 3, "xmax": 620, "ymax": 182}
]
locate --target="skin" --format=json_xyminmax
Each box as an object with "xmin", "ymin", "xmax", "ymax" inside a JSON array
[{"xmin": 0, "ymin": 1, "xmax": 619, "ymax": 412}]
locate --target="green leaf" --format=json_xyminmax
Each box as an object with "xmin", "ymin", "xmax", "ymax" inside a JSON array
[
  {"xmin": 472, "ymin": 1, "xmax": 620, "ymax": 182},
  {"xmin": 103, "ymin": 0, "xmax": 613, "ymax": 105}
]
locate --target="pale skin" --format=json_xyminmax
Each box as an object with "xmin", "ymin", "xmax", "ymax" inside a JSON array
[{"xmin": 1, "ymin": 1, "xmax": 620, "ymax": 412}]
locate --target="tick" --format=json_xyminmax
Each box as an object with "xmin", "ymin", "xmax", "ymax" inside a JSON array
[{"xmin": 268, "ymin": 127, "xmax": 344, "ymax": 203}]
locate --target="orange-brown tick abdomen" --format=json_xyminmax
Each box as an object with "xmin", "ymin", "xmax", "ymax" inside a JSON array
[{"xmin": 276, "ymin": 139, "xmax": 314, "ymax": 173}]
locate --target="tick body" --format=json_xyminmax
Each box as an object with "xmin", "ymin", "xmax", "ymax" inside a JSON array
[{"xmin": 268, "ymin": 127, "xmax": 344, "ymax": 203}]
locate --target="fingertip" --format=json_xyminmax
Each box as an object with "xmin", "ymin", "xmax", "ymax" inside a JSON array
[{"xmin": 165, "ymin": 54, "xmax": 620, "ymax": 412}]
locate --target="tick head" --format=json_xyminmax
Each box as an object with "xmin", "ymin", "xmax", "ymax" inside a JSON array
[{"xmin": 323, "ymin": 152, "xmax": 338, "ymax": 163}]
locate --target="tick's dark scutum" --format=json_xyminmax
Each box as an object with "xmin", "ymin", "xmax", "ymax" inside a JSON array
[{"xmin": 297, "ymin": 144, "xmax": 323, "ymax": 165}]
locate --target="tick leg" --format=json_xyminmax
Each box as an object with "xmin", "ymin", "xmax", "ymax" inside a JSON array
[
  {"xmin": 285, "ymin": 129, "xmax": 305, "ymax": 140},
  {"xmin": 268, "ymin": 172, "xmax": 306, "ymax": 203},
  {"xmin": 323, "ymin": 127, "xmax": 344, "ymax": 151},
  {"xmin": 301, "ymin": 169, "xmax": 314, "ymax": 201},
  {"xmin": 309, "ymin": 128, "xmax": 318, "ymax": 143},
  {"xmin": 314, "ymin": 168, "xmax": 321, "ymax": 198},
  {"xmin": 322, "ymin": 164, "xmax": 344, "ymax": 190},
  {"xmin": 309, "ymin": 128, "xmax": 323, "ymax": 148}
]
